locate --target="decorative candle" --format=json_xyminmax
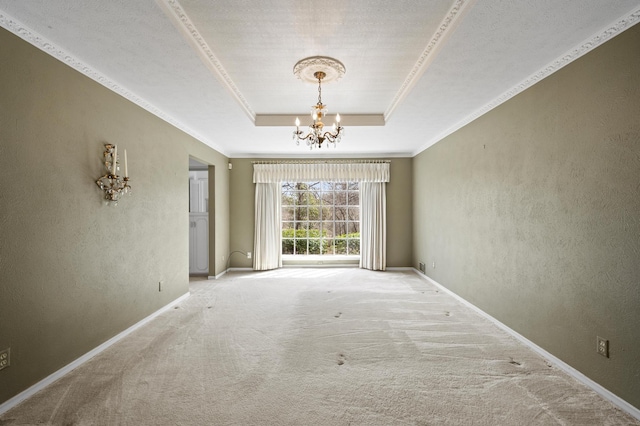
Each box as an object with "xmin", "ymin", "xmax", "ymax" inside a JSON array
[
  {"xmin": 112, "ymin": 145, "xmax": 117, "ymax": 175},
  {"xmin": 295, "ymin": 117, "xmax": 300, "ymax": 130},
  {"xmin": 336, "ymin": 113, "xmax": 341, "ymax": 124},
  {"xmin": 124, "ymin": 149, "xmax": 128, "ymax": 178}
]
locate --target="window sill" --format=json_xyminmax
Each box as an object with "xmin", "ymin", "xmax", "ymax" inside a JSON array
[{"xmin": 282, "ymin": 255, "xmax": 360, "ymax": 267}]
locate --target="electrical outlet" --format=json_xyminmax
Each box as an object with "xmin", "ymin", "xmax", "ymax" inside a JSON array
[
  {"xmin": 0, "ymin": 348, "xmax": 10, "ymax": 371},
  {"xmin": 419, "ymin": 262, "xmax": 425, "ymax": 273},
  {"xmin": 432, "ymin": 261, "xmax": 436, "ymax": 269},
  {"xmin": 159, "ymin": 281, "xmax": 163, "ymax": 292},
  {"xmin": 597, "ymin": 336, "xmax": 609, "ymax": 358},
  {"xmin": 247, "ymin": 251, "xmax": 252, "ymax": 259}
]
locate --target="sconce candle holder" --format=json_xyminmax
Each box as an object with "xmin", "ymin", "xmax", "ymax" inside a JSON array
[{"xmin": 96, "ymin": 143, "xmax": 131, "ymax": 204}]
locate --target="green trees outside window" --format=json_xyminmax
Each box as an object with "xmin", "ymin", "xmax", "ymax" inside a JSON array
[{"xmin": 282, "ymin": 181, "xmax": 360, "ymax": 255}]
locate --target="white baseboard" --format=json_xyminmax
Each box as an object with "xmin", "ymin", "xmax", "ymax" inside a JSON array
[
  {"xmin": 210, "ymin": 265, "xmax": 257, "ymax": 278},
  {"xmin": 0, "ymin": 292, "xmax": 190, "ymax": 416},
  {"xmin": 282, "ymin": 264, "xmax": 358, "ymax": 269},
  {"xmin": 222, "ymin": 267, "xmax": 410, "ymax": 272},
  {"xmin": 412, "ymin": 269, "xmax": 640, "ymax": 421},
  {"xmin": 209, "ymin": 269, "xmax": 229, "ymax": 280},
  {"xmin": 227, "ymin": 267, "xmax": 253, "ymax": 272}
]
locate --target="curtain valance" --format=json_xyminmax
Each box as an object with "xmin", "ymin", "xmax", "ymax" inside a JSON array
[{"xmin": 253, "ymin": 162, "xmax": 390, "ymax": 183}]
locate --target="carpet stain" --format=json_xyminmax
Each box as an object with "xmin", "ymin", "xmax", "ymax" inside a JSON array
[
  {"xmin": 334, "ymin": 312, "xmax": 342, "ymax": 318},
  {"xmin": 509, "ymin": 358, "xmax": 522, "ymax": 366},
  {"xmin": 337, "ymin": 353, "xmax": 346, "ymax": 365},
  {"xmin": 445, "ymin": 311, "xmax": 451, "ymax": 316}
]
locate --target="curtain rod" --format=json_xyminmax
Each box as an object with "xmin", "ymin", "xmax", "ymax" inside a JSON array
[{"xmin": 251, "ymin": 160, "xmax": 391, "ymax": 164}]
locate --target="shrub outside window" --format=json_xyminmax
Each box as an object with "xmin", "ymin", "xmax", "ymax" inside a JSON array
[{"xmin": 282, "ymin": 181, "xmax": 359, "ymax": 255}]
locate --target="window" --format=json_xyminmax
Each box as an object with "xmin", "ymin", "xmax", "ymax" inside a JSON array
[{"xmin": 281, "ymin": 181, "xmax": 360, "ymax": 255}]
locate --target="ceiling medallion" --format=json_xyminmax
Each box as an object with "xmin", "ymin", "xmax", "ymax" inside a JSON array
[{"xmin": 293, "ymin": 56, "xmax": 345, "ymax": 149}]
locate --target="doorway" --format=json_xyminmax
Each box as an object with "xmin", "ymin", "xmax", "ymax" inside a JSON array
[{"xmin": 189, "ymin": 158, "xmax": 209, "ymax": 276}]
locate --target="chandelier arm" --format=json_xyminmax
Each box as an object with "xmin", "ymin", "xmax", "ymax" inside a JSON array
[
  {"xmin": 321, "ymin": 127, "xmax": 343, "ymax": 143},
  {"xmin": 294, "ymin": 131, "xmax": 318, "ymax": 142}
]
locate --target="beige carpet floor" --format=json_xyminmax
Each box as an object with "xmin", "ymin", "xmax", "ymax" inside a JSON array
[{"xmin": 1, "ymin": 269, "xmax": 638, "ymax": 425}]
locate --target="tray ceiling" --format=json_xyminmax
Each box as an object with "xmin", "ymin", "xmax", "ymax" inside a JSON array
[{"xmin": 1, "ymin": 0, "xmax": 639, "ymax": 157}]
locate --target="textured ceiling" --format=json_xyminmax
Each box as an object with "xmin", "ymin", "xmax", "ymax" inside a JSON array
[{"xmin": 1, "ymin": 0, "xmax": 639, "ymax": 158}]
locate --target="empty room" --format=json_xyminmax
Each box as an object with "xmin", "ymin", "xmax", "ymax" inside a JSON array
[{"xmin": 1, "ymin": 1, "xmax": 639, "ymax": 424}]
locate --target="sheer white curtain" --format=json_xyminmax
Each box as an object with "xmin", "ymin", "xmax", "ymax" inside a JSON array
[
  {"xmin": 253, "ymin": 183, "xmax": 282, "ymax": 270},
  {"xmin": 253, "ymin": 161, "xmax": 389, "ymax": 271},
  {"xmin": 360, "ymin": 182, "xmax": 386, "ymax": 271}
]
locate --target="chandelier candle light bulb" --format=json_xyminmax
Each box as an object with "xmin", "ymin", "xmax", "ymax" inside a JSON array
[{"xmin": 112, "ymin": 145, "xmax": 117, "ymax": 175}]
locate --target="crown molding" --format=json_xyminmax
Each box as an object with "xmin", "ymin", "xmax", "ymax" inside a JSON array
[
  {"xmin": 0, "ymin": 10, "xmax": 228, "ymax": 156},
  {"xmin": 229, "ymin": 151, "xmax": 414, "ymax": 159},
  {"xmin": 384, "ymin": 0, "xmax": 476, "ymax": 122},
  {"xmin": 155, "ymin": 0, "xmax": 256, "ymax": 122},
  {"xmin": 413, "ymin": 7, "xmax": 640, "ymax": 157}
]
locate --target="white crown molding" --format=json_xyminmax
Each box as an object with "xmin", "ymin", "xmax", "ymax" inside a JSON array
[
  {"xmin": 412, "ymin": 7, "xmax": 640, "ymax": 157},
  {"xmin": 228, "ymin": 151, "xmax": 414, "ymax": 159},
  {"xmin": 384, "ymin": 0, "xmax": 477, "ymax": 122},
  {"xmin": 156, "ymin": 0, "xmax": 256, "ymax": 123},
  {"xmin": 0, "ymin": 10, "xmax": 228, "ymax": 156}
]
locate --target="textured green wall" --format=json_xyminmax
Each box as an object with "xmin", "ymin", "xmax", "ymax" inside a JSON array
[
  {"xmin": 412, "ymin": 24, "xmax": 640, "ymax": 408},
  {"xmin": 0, "ymin": 28, "xmax": 228, "ymax": 404},
  {"xmin": 229, "ymin": 158, "xmax": 413, "ymax": 268},
  {"xmin": 228, "ymin": 159, "xmax": 255, "ymax": 268}
]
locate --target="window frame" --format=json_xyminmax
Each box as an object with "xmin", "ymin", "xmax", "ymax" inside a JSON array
[{"xmin": 281, "ymin": 181, "xmax": 360, "ymax": 257}]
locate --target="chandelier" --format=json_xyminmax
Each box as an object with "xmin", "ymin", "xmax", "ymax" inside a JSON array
[
  {"xmin": 293, "ymin": 57, "xmax": 345, "ymax": 149},
  {"xmin": 96, "ymin": 143, "xmax": 131, "ymax": 204}
]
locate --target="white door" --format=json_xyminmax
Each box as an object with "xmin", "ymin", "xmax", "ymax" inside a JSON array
[{"xmin": 189, "ymin": 213, "xmax": 209, "ymax": 274}]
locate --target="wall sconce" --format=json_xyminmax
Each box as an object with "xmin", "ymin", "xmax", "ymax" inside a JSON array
[{"xmin": 96, "ymin": 143, "xmax": 131, "ymax": 204}]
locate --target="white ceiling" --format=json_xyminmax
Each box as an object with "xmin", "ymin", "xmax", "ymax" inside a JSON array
[{"xmin": 1, "ymin": 1, "xmax": 639, "ymax": 158}]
